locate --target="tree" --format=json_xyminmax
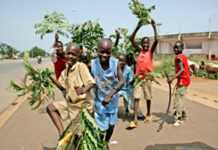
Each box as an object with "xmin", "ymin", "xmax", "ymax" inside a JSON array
[
  {"xmin": 29, "ymin": 46, "xmax": 47, "ymax": 57},
  {"xmin": 0, "ymin": 42, "xmax": 19, "ymax": 58},
  {"xmin": 69, "ymin": 20, "xmax": 104, "ymax": 57},
  {"xmin": 34, "ymin": 11, "xmax": 70, "ymax": 39}
]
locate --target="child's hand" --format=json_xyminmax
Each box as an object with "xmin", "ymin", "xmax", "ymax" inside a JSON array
[
  {"xmin": 75, "ymin": 87, "xmax": 85, "ymax": 95},
  {"xmin": 61, "ymin": 89, "xmax": 67, "ymax": 98},
  {"xmin": 137, "ymin": 20, "xmax": 143, "ymax": 27},
  {"xmin": 102, "ymin": 95, "xmax": 112, "ymax": 106},
  {"xmin": 115, "ymin": 29, "xmax": 120, "ymax": 36},
  {"xmin": 150, "ymin": 19, "xmax": 156, "ymax": 26},
  {"xmin": 167, "ymin": 76, "xmax": 173, "ymax": 84}
]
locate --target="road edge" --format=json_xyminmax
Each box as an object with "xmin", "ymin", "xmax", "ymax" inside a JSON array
[{"xmin": 0, "ymin": 94, "xmax": 29, "ymax": 129}]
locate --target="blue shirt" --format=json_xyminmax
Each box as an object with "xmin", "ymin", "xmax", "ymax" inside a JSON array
[
  {"xmin": 118, "ymin": 65, "xmax": 133, "ymax": 105},
  {"xmin": 91, "ymin": 57, "xmax": 119, "ymax": 114}
]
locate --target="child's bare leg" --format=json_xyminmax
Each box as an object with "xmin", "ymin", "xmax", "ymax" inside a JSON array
[
  {"xmin": 134, "ymin": 98, "xmax": 140, "ymax": 123},
  {"xmin": 105, "ymin": 125, "xmax": 115, "ymax": 142},
  {"xmin": 146, "ymin": 100, "xmax": 151, "ymax": 116},
  {"xmin": 47, "ymin": 103, "xmax": 64, "ymax": 136}
]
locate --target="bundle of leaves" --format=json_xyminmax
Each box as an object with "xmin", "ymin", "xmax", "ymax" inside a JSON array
[
  {"xmin": 69, "ymin": 20, "xmax": 104, "ymax": 59},
  {"xmin": 129, "ymin": 0, "xmax": 155, "ymax": 24},
  {"xmin": 34, "ymin": 11, "xmax": 70, "ymax": 39},
  {"xmin": 10, "ymin": 59, "xmax": 55, "ymax": 109},
  {"xmin": 57, "ymin": 109, "xmax": 107, "ymax": 150}
]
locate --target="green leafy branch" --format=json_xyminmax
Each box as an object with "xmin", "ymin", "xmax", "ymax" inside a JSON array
[
  {"xmin": 10, "ymin": 59, "xmax": 55, "ymax": 109},
  {"xmin": 69, "ymin": 20, "xmax": 104, "ymax": 57},
  {"xmin": 129, "ymin": 0, "xmax": 155, "ymax": 25},
  {"xmin": 57, "ymin": 109, "xmax": 107, "ymax": 150},
  {"xmin": 34, "ymin": 11, "xmax": 70, "ymax": 39}
]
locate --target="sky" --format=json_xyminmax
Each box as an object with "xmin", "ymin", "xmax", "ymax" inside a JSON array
[{"xmin": 0, "ymin": 0, "xmax": 218, "ymax": 52}]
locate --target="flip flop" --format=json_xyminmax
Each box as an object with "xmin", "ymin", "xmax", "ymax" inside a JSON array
[{"xmin": 126, "ymin": 121, "xmax": 137, "ymax": 130}]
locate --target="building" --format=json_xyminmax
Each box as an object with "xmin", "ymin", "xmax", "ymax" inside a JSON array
[{"xmin": 156, "ymin": 31, "xmax": 218, "ymax": 59}]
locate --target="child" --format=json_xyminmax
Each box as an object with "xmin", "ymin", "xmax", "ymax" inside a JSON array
[
  {"xmin": 91, "ymin": 38, "xmax": 124, "ymax": 143},
  {"xmin": 118, "ymin": 54, "xmax": 134, "ymax": 115},
  {"xmin": 128, "ymin": 19, "xmax": 158, "ymax": 129},
  {"xmin": 51, "ymin": 33, "xmax": 66, "ymax": 79},
  {"xmin": 47, "ymin": 43, "xmax": 95, "ymax": 136},
  {"xmin": 168, "ymin": 40, "xmax": 191, "ymax": 126}
]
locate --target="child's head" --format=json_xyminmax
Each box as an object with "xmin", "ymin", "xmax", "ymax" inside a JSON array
[
  {"xmin": 65, "ymin": 43, "xmax": 81, "ymax": 66},
  {"xmin": 118, "ymin": 54, "xmax": 127, "ymax": 69},
  {"xmin": 53, "ymin": 41, "xmax": 64, "ymax": 56},
  {"xmin": 98, "ymin": 38, "xmax": 112, "ymax": 64},
  {"xmin": 173, "ymin": 40, "xmax": 184, "ymax": 55},
  {"xmin": 141, "ymin": 37, "xmax": 150, "ymax": 51}
]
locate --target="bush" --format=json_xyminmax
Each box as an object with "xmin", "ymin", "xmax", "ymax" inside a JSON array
[{"xmin": 153, "ymin": 55, "xmax": 174, "ymax": 77}]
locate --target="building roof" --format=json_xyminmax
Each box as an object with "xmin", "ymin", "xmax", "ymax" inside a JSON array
[{"xmin": 158, "ymin": 31, "xmax": 218, "ymax": 40}]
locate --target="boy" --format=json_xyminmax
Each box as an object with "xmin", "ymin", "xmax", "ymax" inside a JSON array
[
  {"xmin": 128, "ymin": 19, "xmax": 158, "ymax": 128},
  {"xmin": 47, "ymin": 43, "xmax": 95, "ymax": 136},
  {"xmin": 51, "ymin": 33, "xmax": 66, "ymax": 79},
  {"xmin": 118, "ymin": 54, "xmax": 134, "ymax": 115},
  {"xmin": 167, "ymin": 40, "xmax": 191, "ymax": 126},
  {"xmin": 91, "ymin": 38, "xmax": 124, "ymax": 143}
]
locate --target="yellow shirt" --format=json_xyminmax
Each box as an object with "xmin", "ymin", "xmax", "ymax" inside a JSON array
[{"xmin": 58, "ymin": 62, "xmax": 95, "ymax": 104}]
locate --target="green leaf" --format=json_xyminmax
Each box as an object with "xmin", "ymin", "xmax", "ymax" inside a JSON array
[
  {"xmin": 34, "ymin": 11, "xmax": 70, "ymax": 39},
  {"xmin": 129, "ymin": 0, "xmax": 155, "ymax": 24}
]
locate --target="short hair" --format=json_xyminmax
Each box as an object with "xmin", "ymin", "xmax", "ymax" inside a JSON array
[
  {"xmin": 174, "ymin": 40, "xmax": 184, "ymax": 50},
  {"xmin": 98, "ymin": 38, "xmax": 112, "ymax": 49},
  {"xmin": 53, "ymin": 41, "xmax": 63, "ymax": 48},
  {"xmin": 66, "ymin": 42, "xmax": 80, "ymax": 53},
  {"xmin": 141, "ymin": 37, "xmax": 150, "ymax": 44}
]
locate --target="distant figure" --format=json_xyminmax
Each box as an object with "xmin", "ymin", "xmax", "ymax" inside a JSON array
[
  {"xmin": 199, "ymin": 61, "xmax": 206, "ymax": 70},
  {"xmin": 37, "ymin": 55, "xmax": 42, "ymax": 64}
]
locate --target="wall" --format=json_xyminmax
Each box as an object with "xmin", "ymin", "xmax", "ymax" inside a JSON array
[{"xmin": 157, "ymin": 36, "xmax": 218, "ymax": 56}]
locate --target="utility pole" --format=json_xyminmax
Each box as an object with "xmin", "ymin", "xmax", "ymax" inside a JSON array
[
  {"xmin": 208, "ymin": 17, "xmax": 212, "ymax": 60},
  {"xmin": 156, "ymin": 22, "xmax": 162, "ymax": 54}
]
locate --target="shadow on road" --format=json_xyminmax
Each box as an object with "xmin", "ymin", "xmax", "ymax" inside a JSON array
[
  {"xmin": 42, "ymin": 146, "xmax": 56, "ymax": 150},
  {"xmin": 118, "ymin": 106, "xmax": 133, "ymax": 122},
  {"xmin": 144, "ymin": 141, "xmax": 217, "ymax": 150},
  {"xmin": 153, "ymin": 112, "xmax": 174, "ymax": 124}
]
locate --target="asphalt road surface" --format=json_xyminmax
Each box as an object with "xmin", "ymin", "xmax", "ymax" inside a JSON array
[{"xmin": 0, "ymin": 58, "xmax": 51, "ymax": 112}]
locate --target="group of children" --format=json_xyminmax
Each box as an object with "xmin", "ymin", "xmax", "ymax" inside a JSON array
[{"xmin": 46, "ymin": 19, "xmax": 191, "ymax": 146}]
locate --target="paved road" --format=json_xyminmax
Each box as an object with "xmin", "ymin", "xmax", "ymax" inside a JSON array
[
  {"xmin": 0, "ymin": 87, "xmax": 217, "ymax": 150},
  {"xmin": 0, "ymin": 58, "xmax": 51, "ymax": 112}
]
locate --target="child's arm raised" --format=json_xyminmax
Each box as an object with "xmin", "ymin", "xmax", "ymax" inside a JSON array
[
  {"xmin": 130, "ymin": 20, "xmax": 143, "ymax": 51},
  {"xmin": 150, "ymin": 19, "xmax": 158, "ymax": 54}
]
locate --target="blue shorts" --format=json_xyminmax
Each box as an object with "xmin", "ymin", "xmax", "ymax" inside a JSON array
[{"xmin": 94, "ymin": 111, "xmax": 118, "ymax": 131}]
